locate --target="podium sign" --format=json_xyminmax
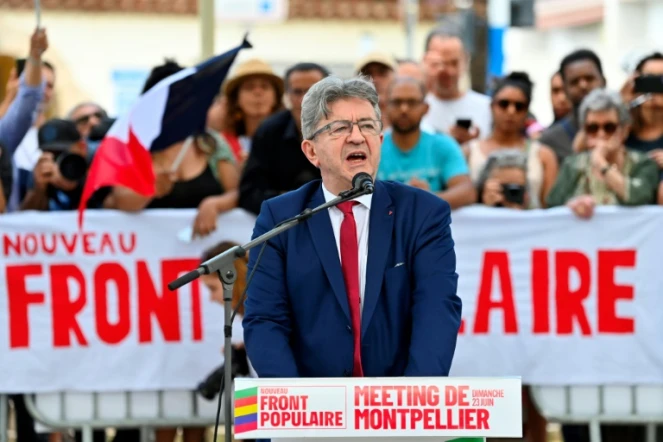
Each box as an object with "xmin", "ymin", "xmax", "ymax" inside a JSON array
[{"xmin": 234, "ymin": 377, "xmax": 522, "ymax": 440}]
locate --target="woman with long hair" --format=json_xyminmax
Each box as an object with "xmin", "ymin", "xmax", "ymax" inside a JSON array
[
  {"xmin": 464, "ymin": 72, "xmax": 558, "ymax": 208},
  {"xmin": 215, "ymin": 59, "xmax": 284, "ymax": 165}
]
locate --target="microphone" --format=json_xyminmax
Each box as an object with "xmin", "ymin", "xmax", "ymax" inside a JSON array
[
  {"xmin": 353, "ymin": 172, "xmax": 375, "ymax": 194},
  {"xmin": 340, "ymin": 172, "xmax": 375, "ymax": 198}
]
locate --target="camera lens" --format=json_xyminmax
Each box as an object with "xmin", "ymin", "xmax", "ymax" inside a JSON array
[{"xmin": 57, "ymin": 153, "xmax": 88, "ymax": 182}]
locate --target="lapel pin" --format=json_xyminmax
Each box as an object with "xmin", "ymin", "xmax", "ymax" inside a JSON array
[{"xmin": 388, "ymin": 210, "xmax": 393, "ymax": 216}]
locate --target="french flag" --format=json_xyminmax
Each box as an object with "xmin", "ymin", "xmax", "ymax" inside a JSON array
[{"xmin": 78, "ymin": 37, "xmax": 252, "ymax": 227}]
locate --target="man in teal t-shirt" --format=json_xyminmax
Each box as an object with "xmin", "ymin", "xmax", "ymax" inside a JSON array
[{"xmin": 378, "ymin": 77, "xmax": 475, "ymax": 209}]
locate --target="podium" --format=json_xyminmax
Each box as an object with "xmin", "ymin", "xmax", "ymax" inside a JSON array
[{"xmin": 233, "ymin": 377, "xmax": 522, "ymax": 441}]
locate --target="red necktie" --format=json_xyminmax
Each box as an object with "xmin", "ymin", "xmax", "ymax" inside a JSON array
[{"xmin": 337, "ymin": 201, "xmax": 364, "ymax": 377}]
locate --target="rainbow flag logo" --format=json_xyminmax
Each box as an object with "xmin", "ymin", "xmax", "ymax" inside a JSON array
[{"xmin": 234, "ymin": 386, "xmax": 258, "ymax": 434}]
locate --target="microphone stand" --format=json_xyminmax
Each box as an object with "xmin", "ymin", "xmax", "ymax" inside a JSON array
[{"xmin": 167, "ymin": 183, "xmax": 374, "ymax": 442}]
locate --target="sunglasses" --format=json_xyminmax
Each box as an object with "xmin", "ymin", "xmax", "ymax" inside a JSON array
[
  {"xmin": 495, "ymin": 99, "xmax": 527, "ymax": 113},
  {"xmin": 75, "ymin": 111, "xmax": 104, "ymax": 126},
  {"xmin": 584, "ymin": 122, "xmax": 618, "ymax": 135}
]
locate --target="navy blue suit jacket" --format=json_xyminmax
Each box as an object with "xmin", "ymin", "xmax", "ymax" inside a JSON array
[{"xmin": 242, "ymin": 180, "xmax": 462, "ymax": 377}]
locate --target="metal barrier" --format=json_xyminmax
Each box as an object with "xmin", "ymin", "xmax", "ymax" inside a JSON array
[
  {"xmin": 21, "ymin": 390, "xmax": 233, "ymax": 442},
  {"xmin": 1, "ymin": 395, "xmax": 8, "ymax": 442},
  {"xmin": 530, "ymin": 386, "xmax": 663, "ymax": 442}
]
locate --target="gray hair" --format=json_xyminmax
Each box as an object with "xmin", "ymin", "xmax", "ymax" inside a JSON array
[
  {"xmin": 301, "ymin": 76, "xmax": 381, "ymax": 140},
  {"xmin": 578, "ymin": 89, "xmax": 631, "ymax": 127},
  {"xmin": 476, "ymin": 148, "xmax": 528, "ymax": 190},
  {"xmin": 66, "ymin": 102, "xmax": 107, "ymax": 120}
]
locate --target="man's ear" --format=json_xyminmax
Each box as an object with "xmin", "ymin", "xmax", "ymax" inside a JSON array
[{"xmin": 301, "ymin": 140, "xmax": 320, "ymax": 168}]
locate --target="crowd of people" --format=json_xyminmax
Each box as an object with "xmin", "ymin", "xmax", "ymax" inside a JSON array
[{"xmin": 2, "ymin": 21, "xmax": 663, "ymax": 442}]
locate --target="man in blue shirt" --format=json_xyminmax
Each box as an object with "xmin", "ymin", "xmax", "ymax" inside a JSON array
[{"xmin": 378, "ymin": 76, "xmax": 476, "ymax": 208}]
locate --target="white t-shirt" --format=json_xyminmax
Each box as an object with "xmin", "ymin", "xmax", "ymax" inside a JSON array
[{"xmin": 421, "ymin": 90, "xmax": 493, "ymax": 140}]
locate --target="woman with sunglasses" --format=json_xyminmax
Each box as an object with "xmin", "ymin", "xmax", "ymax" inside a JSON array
[
  {"xmin": 547, "ymin": 89, "xmax": 659, "ymax": 218},
  {"xmin": 465, "ymin": 72, "xmax": 558, "ymax": 208}
]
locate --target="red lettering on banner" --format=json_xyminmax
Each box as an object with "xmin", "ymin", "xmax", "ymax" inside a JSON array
[
  {"xmin": 62, "ymin": 234, "xmax": 77, "ymax": 254},
  {"xmin": 445, "ymin": 385, "xmax": 470, "ymax": 406},
  {"xmin": 24, "ymin": 234, "xmax": 38, "ymax": 255},
  {"xmin": 473, "ymin": 251, "xmax": 518, "ymax": 334},
  {"xmin": 41, "ymin": 234, "xmax": 56, "ymax": 254},
  {"xmin": 354, "ymin": 407, "xmax": 490, "ymax": 430},
  {"xmin": 99, "ymin": 233, "xmax": 116, "ymax": 255},
  {"xmin": 555, "ymin": 251, "xmax": 591, "ymax": 335},
  {"xmin": 94, "ymin": 263, "xmax": 131, "ymax": 344},
  {"xmin": 7, "ymin": 264, "xmax": 45, "ymax": 348},
  {"xmin": 2, "ymin": 232, "xmax": 137, "ymax": 257},
  {"xmin": 83, "ymin": 233, "xmax": 95, "ymax": 254},
  {"xmin": 137, "ymin": 261, "xmax": 181, "ymax": 343},
  {"xmin": 51, "ymin": 264, "xmax": 88, "ymax": 347},
  {"xmin": 260, "ymin": 411, "xmax": 342, "ymax": 427},
  {"xmin": 163, "ymin": 259, "xmax": 203, "ymax": 341},
  {"xmin": 119, "ymin": 234, "xmax": 137, "ymax": 254},
  {"xmin": 355, "ymin": 386, "xmax": 369, "ymax": 406},
  {"xmin": 598, "ymin": 250, "xmax": 635, "ymax": 333},
  {"xmin": 354, "ymin": 386, "xmax": 440, "ymax": 407},
  {"xmin": 6, "ymin": 259, "xmax": 202, "ymax": 348},
  {"xmin": 532, "ymin": 249, "xmax": 550, "ymax": 334}
]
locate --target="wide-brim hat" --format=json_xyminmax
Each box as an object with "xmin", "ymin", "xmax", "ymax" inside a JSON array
[
  {"xmin": 222, "ymin": 58, "xmax": 285, "ymax": 98},
  {"xmin": 354, "ymin": 51, "xmax": 397, "ymax": 75}
]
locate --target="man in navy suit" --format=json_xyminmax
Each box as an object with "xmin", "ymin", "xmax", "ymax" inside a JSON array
[{"xmin": 242, "ymin": 76, "xmax": 461, "ymax": 378}]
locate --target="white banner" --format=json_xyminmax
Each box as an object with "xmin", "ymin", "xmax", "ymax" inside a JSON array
[
  {"xmin": 1, "ymin": 206, "xmax": 663, "ymax": 393},
  {"xmin": 233, "ymin": 377, "xmax": 521, "ymax": 440}
]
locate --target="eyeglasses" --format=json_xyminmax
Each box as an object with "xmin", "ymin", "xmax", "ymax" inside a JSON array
[
  {"xmin": 75, "ymin": 111, "xmax": 104, "ymax": 126},
  {"xmin": 584, "ymin": 122, "xmax": 618, "ymax": 135},
  {"xmin": 388, "ymin": 98, "xmax": 424, "ymax": 108},
  {"xmin": 309, "ymin": 119, "xmax": 383, "ymax": 140},
  {"xmin": 495, "ymin": 99, "xmax": 527, "ymax": 113}
]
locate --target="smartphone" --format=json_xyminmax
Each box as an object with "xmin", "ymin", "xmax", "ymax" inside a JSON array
[
  {"xmin": 456, "ymin": 118, "xmax": 472, "ymax": 130},
  {"xmin": 15, "ymin": 58, "xmax": 26, "ymax": 77},
  {"xmin": 502, "ymin": 184, "xmax": 526, "ymax": 205},
  {"xmin": 634, "ymin": 75, "xmax": 663, "ymax": 94}
]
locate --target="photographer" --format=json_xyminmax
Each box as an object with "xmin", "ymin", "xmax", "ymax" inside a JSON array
[
  {"xmin": 20, "ymin": 118, "xmax": 107, "ymax": 211},
  {"xmin": 477, "ymin": 149, "xmax": 530, "ymax": 210},
  {"xmin": 621, "ymin": 52, "xmax": 663, "ymax": 204}
]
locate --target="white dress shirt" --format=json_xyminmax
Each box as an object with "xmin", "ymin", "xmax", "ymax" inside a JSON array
[{"xmin": 322, "ymin": 184, "xmax": 372, "ymax": 314}]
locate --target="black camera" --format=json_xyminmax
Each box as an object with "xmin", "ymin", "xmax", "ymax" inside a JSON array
[
  {"xmin": 57, "ymin": 152, "xmax": 88, "ymax": 182},
  {"xmin": 502, "ymin": 183, "xmax": 526, "ymax": 205},
  {"xmin": 197, "ymin": 345, "xmax": 251, "ymax": 400}
]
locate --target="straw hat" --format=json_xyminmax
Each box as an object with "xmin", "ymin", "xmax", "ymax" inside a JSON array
[
  {"xmin": 354, "ymin": 51, "xmax": 397, "ymax": 75},
  {"xmin": 222, "ymin": 58, "xmax": 285, "ymax": 98}
]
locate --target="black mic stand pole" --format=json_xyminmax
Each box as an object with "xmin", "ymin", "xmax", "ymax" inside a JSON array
[{"xmin": 167, "ymin": 184, "xmax": 373, "ymax": 442}]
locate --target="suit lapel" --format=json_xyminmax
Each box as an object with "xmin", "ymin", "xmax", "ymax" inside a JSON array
[
  {"xmin": 362, "ymin": 181, "xmax": 394, "ymax": 338},
  {"xmin": 306, "ymin": 186, "xmax": 351, "ymax": 322}
]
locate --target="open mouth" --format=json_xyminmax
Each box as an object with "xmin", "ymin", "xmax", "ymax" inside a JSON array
[{"xmin": 346, "ymin": 151, "xmax": 367, "ymax": 164}]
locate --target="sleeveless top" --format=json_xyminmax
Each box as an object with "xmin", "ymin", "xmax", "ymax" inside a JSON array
[
  {"xmin": 147, "ymin": 165, "xmax": 224, "ymax": 209},
  {"xmin": 467, "ymin": 139, "xmax": 544, "ymax": 209}
]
